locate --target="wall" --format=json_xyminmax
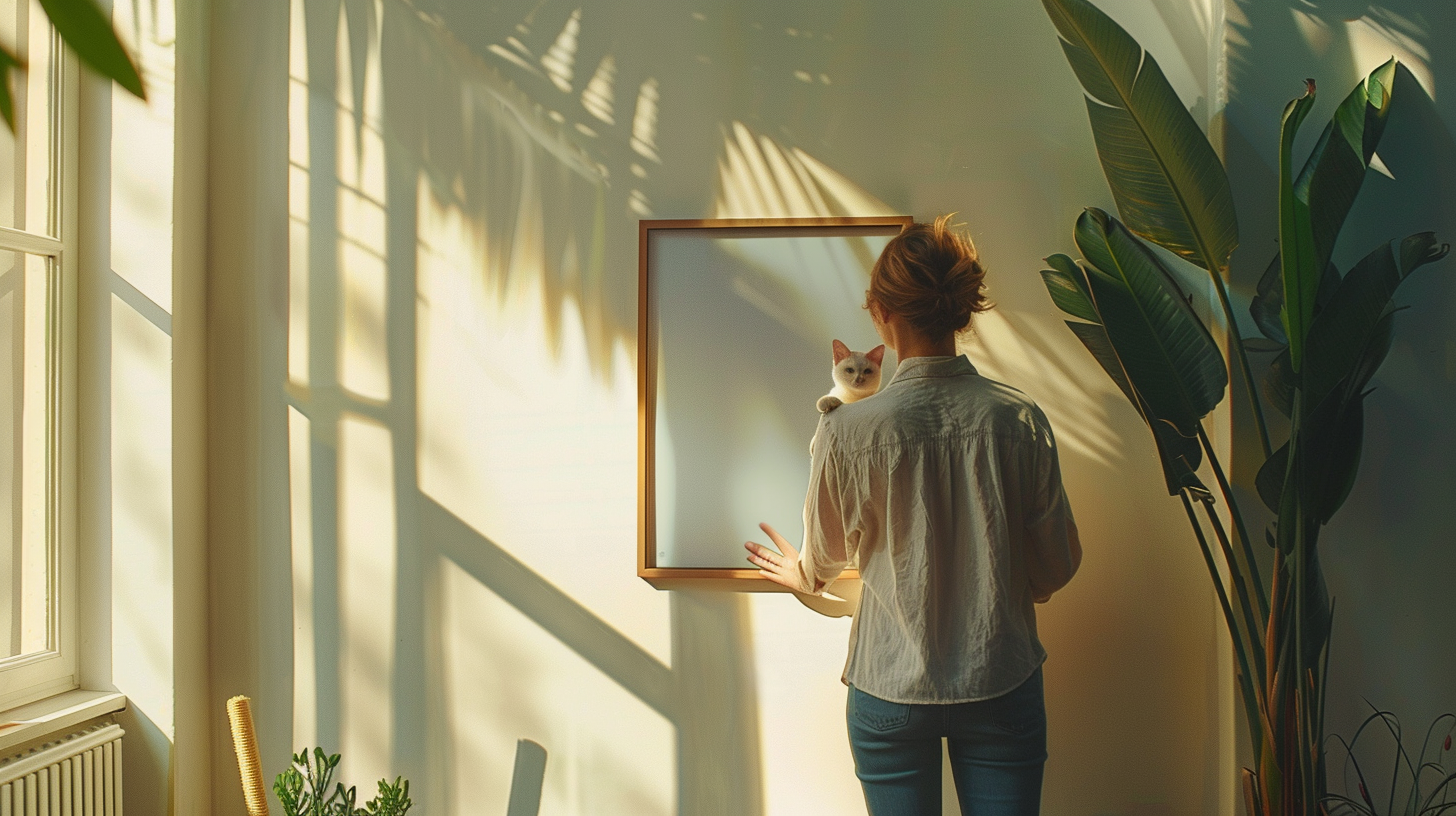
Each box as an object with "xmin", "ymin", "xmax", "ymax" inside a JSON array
[
  {"xmin": 200, "ymin": 1, "xmax": 1238, "ymax": 814},
  {"xmin": 1220, "ymin": 0, "xmax": 1456, "ymax": 802}
]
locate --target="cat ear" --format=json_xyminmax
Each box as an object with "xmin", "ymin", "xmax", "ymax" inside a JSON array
[
  {"xmin": 866, "ymin": 345, "xmax": 886, "ymax": 365},
  {"xmin": 832, "ymin": 339, "xmax": 851, "ymax": 364}
]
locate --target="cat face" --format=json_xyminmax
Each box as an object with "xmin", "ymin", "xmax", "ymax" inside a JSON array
[{"xmin": 831, "ymin": 339, "xmax": 886, "ymax": 397}]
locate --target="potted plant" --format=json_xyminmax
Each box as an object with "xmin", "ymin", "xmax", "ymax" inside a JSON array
[{"xmin": 1035, "ymin": 0, "xmax": 1449, "ymax": 813}]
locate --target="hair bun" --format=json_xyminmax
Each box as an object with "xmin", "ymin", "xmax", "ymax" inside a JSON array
[{"xmin": 865, "ymin": 215, "xmax": 991, "ymax": 338}]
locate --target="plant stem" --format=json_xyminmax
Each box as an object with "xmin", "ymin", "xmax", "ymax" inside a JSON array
[
  {"xmin": 1207, "ymin": 266, "xmax": 1274, "ymax": 460},
  {"xmin": 1181, "ymin": 489, "xmax": 1266, "ymax": 759},
  {"xmin": 1197, "ymin": 496, "xmax": 1268, "ymax": 683},
  {"xmin": 1197, "ymin": 423, "xmax": 1269, "ymax": 621}
]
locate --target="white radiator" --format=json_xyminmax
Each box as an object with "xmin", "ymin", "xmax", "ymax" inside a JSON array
[{"xmin": 0, "ymin": 722, "xmax": 124, "ymax": 815}]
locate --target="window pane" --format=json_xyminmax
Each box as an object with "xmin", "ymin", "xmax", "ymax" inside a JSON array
[
  {"xmin": 0, "ymin": 250, "xmax": 54, "ymax": 658},
  {"xmin": 0, "ymin": 0, "xmax": 56, "ymax": 236}
]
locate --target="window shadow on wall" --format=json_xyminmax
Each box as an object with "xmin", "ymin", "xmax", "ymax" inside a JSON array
[{"xmin": 284, "ymin": 1, "xmax": 774, "ymax": 813}]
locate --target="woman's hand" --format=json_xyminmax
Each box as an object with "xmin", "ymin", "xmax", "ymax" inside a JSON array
[{"xmin": 745, "ymin": 523, "xmax": 805, "ymax": 592}]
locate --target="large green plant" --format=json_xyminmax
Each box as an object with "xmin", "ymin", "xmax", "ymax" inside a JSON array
[
  {"xmin": 1037, "ymin": 0, "xmax": 1449, "ymax": 813},
  {"xmin": 1, "ymin": 0, "xmax": 145, "ymax": 130}
]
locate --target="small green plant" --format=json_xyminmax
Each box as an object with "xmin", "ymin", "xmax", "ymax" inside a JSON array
[
  {"xmin": 273, "ymin": 747, "xmax": 413, "ymax": 816},
  {"xmin": 1324, "ymin": 710, "xmax": 1456, "ymax": 816}
]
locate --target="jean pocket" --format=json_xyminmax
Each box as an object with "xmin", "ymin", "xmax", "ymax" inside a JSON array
[
  {"xmin": 990, "ymin": 712, "xmax": 1045, "ymax": 736},
  {"xmin": 851, "ymin": 687, "xmax": 912, "ymax": 732}
]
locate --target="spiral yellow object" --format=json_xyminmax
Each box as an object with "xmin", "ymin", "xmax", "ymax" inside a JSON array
[{"xmin": 227, "ymin": 695, "xmax": 270, "ymax": 816}]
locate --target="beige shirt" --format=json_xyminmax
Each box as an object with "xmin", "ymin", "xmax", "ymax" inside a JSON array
[{"xmin": 799, "ymin": 355, "xmax": 1079, "ymax": 704}]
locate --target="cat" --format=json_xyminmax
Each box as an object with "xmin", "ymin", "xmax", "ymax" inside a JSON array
[{"xmin": 816, "ymin": 340, "xmax": 886, "ymax": 413}]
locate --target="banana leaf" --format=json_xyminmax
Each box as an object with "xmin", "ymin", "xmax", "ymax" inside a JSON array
[
  {"xmin": 1302, "ymin": 234, "xmax": 1449, "ymax": 413},
  {"xmin": 1252, "ymin": 251, "xmax": 1341, "ymax": 347},
  {"xmin": 1041, "ymin": 254, "xmax": 1101, "ymax": 324},
  {"xmin": 1301, "ymin": 305, "xmax": 1396, "ymax": 525},
  {"xmin": 1255, "ymin": 442, "xmax": 1288, "ymax": 514},
  {"xmin": 1263, "ymin": 348, "xmax": 1295, "ymax": 420},
  {"xmin": 1042, "ymin": 250, "xmax": 1207, "ymax": 495},
  {"xmin": 1063, "ymin": 319, "xmax": 1206, "ymax": 494},
  {"xmin": 36, "ymin": 0, "xmax": 145, "ymax": 99},
  {"xmin": 1279, "ymin": 81, "xmax": 1319, "ymax": 373},
  {"xmin": 1294, "ymin": 59, "xmax": 1397, "ymax": 283},
  {"xmin": 1041, "ymin": 0, "xmax": 1237, "ymax": 274},
  {"xmin": 1251, "ymin": 253, "xmax": 1288, "ymax": 345},
  {"xmin": 1074, "ymin": 208, "xmax": 1227, "ymax": 437}
]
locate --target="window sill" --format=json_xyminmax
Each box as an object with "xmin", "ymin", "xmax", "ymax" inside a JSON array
[{"xmin": 0, "ymin": 689, "xmax": 128, "ymax": 757}]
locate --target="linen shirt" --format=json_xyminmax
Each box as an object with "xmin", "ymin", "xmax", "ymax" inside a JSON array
[{"xmin": 798, "ymin": 354, "xmax": 1078, "ymax": 704}]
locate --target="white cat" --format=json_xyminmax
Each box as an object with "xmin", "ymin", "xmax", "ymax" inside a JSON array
[{"xmin": 816, "ymin": 340, "xmax": 885, "ymax": 413}]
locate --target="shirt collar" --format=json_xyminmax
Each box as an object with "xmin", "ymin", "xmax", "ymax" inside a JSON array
[{"xmin": 887, "ymin": 354, "xmax": 978, "ymax": 386}]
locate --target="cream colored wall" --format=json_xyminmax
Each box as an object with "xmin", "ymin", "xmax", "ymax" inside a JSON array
[{"xmin": 191, "ymin": 2, "xmax": 1237, "ymax": 815}]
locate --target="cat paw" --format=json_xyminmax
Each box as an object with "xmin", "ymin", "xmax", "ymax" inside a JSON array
[{"xmin": 816, "ymin": 395, "xmax": 843, "ymax": 413}]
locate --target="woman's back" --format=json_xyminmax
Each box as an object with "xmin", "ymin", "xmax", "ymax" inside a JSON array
[{"xmin": 804, "ymin": 354, "xmax": 1076, "ymax": 704}]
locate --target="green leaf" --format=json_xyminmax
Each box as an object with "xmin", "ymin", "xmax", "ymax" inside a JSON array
[
  {"xmin": 1302, "ymin": 233, "xmax": 1449, "ymax": 412},
  {"xmin": 1040, "ymin": 254, "xmax": 1101, "ymax": 323},
  {"xmin": 0, "ymin": 45, "xmax": 18, "ymax": 133},
  {"xmin": 1255, "ymin": 442, "xmax": 1288, "ymax": 513},
  {"xmin": 1149, "ymin": 418, "xmax": 1205, "ymax": 495},
  {"xmin": 1251, "ymin": 252, "xmax": 1288, "ymax": 344},
  {"xmin": 1302, "ymin": 385, "xmax": 1367, "ymax": 526},
  {"xmin": 1279, "ymin": 80, "xmax": 1318, "ymax": 371},
  {"xmin": 1294, "ymin": 59, "xmax": 1397, "ymax": 283},
  {"xmin": 36, "ymin": 0, "xmax": 146, "ymax": 99},
  {"xmin": 1242, "ymin": 337, "xmax": 1286, "ymax": 353},
  {"xmin": 1066, "ymin": 320, "xmax": 1138, "ymax": 410},
  {"xmin": 1263, "ymin": 347, "xmax": 1295, "ymax": 419},
  {"xmin": 1042, "ymin": 0, "xmax": 1238, "ymax": 273},
  {"xmin": 1074, "ymin": 208, "xmax": 1228, "ymax": 436},
  {"xmin": 1301, "ymin": 307, "xmax": 1396, "ymax": 524}
]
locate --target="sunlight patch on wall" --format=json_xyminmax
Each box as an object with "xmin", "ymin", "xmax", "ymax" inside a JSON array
[
  {"xmin": 288, "ymin": 406, "xmax": 318, "ymax": 750},
  {"xmin": 287, "ymin": 0, "xmax": 311, "ymax": 386},
  {"xmin": 542, "ymin": 9, "xmax": 582, "ymax": 93},
  {"xmin": 714, "ymin": 125, "xmax": 894, "ymax": 220},
  {"xmin": 959, "ymin": 310, "xmax": 1121, "ymax": 469},
  {"xmin": 338, "ymin": 414, "xmax": 398, "ymax": 789},
  {"xmin": 109, "ymin": 0, "xmax": 177, "ymax": 315},
  {"xmin": 749, "ymin": 593, "xmax": 860, "ymax": 816},
  {"xmin": 581, "ymin": 54, "xmax": 616, "ymax": 125},
  {"xmin": 1346, "ymin": 14, "xmax": 1434, "ymax": 100},
  {"xmin": 415, "ymin": 180, "xmax": 670, "ymax": 666},
  {"xmin": 439, "ymin": 558, "xmax": 673, "ymax": 816},
  {"xmin": 1290, "ymin": 9, "xmax": 1334, "ymax": 58},
  {"xmin": 630, "ymin": 78, "xmax": 662, "ymax": 163},
  {"xmin": 110, "ymin": 296, "xmax": 175, "ymax": 736},
  {"xmin": 335, "ymin": 5, "xmax": 390, "ymax": 401}
]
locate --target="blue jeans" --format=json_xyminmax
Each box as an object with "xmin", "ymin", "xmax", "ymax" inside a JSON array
[{"xmin": 847, "ymin": 668, "xmax": 1046, "ymax": 816}]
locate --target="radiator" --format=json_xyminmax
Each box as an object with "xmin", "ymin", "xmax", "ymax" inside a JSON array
[{"xmin": 0, "ymin": 722, "xmax": 124, "ymax": 815}]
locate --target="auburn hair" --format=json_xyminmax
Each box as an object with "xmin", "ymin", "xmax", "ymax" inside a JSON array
[{"xmin": 866, "ymin": 214, "xmax": 992, "ymax": 338}]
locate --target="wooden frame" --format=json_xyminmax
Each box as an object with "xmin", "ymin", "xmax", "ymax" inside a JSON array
[{"xmin": 638, "ymin": 216, "xmax": 911, "ymax": 591}]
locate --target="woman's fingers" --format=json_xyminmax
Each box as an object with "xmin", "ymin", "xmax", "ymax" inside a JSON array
[
  {"xmin": 759, "ymin": 522, "xmax": 799, "ymax": 558},
  {"xmin": 746, "ymin": 525, "xmax": 803, "ymax": 592},
  {"xmin": 744, "ymin": 539, "xmax": 797, "ymax": 588},
  {"xmin": 744, "ymin": 541, "xmax": 780, "ymax": 567}
]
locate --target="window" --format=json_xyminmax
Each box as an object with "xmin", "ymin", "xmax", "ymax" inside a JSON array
[{"xmin": 0, "ymin": 0, "xmax": 78, "ymax": 711}]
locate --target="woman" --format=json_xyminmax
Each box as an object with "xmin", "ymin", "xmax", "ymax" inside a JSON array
[{"xmin": 745, "ymin": 215, "xmax": 1082, "ymax": 815}]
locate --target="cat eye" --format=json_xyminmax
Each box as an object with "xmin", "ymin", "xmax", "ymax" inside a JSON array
[{"xmin": 846, "ymin": 368, "xmax": 855, "ymax": 373}]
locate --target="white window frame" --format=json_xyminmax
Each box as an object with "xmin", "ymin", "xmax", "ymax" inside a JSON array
[{"xmin": 0, "ymin": 4, "xmax": 80, "ymax": 712}]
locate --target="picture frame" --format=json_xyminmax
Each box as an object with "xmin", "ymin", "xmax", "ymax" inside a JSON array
[{"xmin": 637, "ymin": 216, "xmax": 911, "ymax": 590}]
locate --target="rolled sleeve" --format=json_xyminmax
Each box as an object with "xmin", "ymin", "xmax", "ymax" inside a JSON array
[
  {"xmin": 799, "ymin": 417, "xmax": 852, "ymax": 594},
  {"xmin": 1025, "ymin": 422, "xmax": 1080, "ymax": 600}
]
